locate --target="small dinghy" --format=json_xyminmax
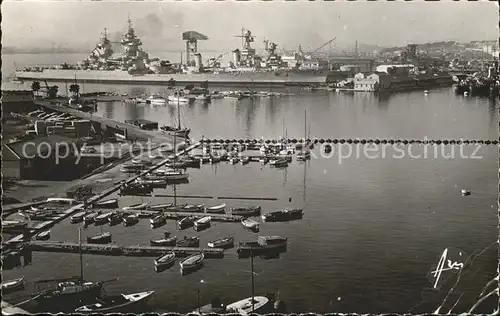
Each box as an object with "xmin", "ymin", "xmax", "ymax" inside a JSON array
[
  {"xmin": 154, "ymin": 252, "xmax": 176, "ymax": 272},
  {"xmin": 123, "ymin": 202, "xmax": 150, "ymax": 211},
  {"xmin": 87, "ymin": 232, "xmax": 112, "ymax": 244},
  {"xmin": 208, "ymin": 236, "xmax": 234, "ymax": 249},
  {"xmin": 35, "ymin": 230, "xmax": 51, "ymax": 241},
  {"xmin": 178, "ymin": 216, "xmax": 195, "ymax": 230},
  {"xmin": 225, "ymin": 296, "xmax": 270, "ymax": 314},
  {"xmin": 150, "ymin": 214, "xmax": 167, "ymax": 229},
  {"xmin": 84, "ymin": 212, "xmax": 99, "ymax": 225},
  {"xmin": 176, "ymin": 236, "xmax": 200, "ymax": 247},
  {"xmin": 70, "ymin": 211, "xmax": 87, "ymax": 224},
  {"xmin": 132, "ymin": 158, "xmax": 153, "ymax": 165},
  {"xmin": 261, "ymin": 209, "xmax": 303, "ymax": 222},
  {"xmin": 194, "ymin": 216, "xmax": 211, "ymax": 231},
  {"xmin": 461, "ymin": 189, "xmax": 471, "ymax": 196},
  {"xmin": 179, "ymin": 253, "xmax": 204, "ymax": 274},
  {"xmin": 1, "ymin": 277, "xmax": 25, "ymax": 294},
  {"xmin": 231, "ymin": 206, "xmax": 261, "ymax": 217},
  {"xmin": 229, "ymin": 157, "xmax": 239, "ymax": 164},
  {"xmin": 148, "ymin": 203, "xmax": 174, "ymax": 211},
  {"xmin": 206, "ymin": 203, "xmax": 226, "ymax": 214},
  {"xmin": 258, "ymin": 236, "xmax": 288, "ymax": 246},
  {"xmin": 123, "ymin": 214, "xmax": 139, "ymax": 227},
  {"xmin": 182, "ymin": 204, "xmax": 205, "ymax": 213},
  {"xmin": 241, "ymin": 218, "xmax": 259, "ymax": 232},
  {"xmin": 74, "ymin": 291, "xmax": 155, "ymax": 313},
  {"xmin": 108, "ymin": 212, "xmax": 122, "ymax": 226},
  {"xmin": 94, "ymin": 212, "xmax": 114, "ymax": 226},
  {"xmin": 150, "ymin": 233, "xmax": 177, "ymax": 246},
  {"xmin": 94, "ymin": 198, "xmax": 119, "ymax": 209}
]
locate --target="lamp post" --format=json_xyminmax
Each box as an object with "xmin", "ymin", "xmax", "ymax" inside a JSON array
[{"xmin": 197, "ymin": 279, "xmax": 204, "ymax": 314}]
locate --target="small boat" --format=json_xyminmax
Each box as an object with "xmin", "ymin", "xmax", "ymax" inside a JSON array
[
  {"xmin": 259, "ymin": 156, "xmax": 268, "ymax": 164},
  {"xmin": 176, "ymin": 236, "xmax": 200, "ymax": 247},
  {"xmin": 135, "ymin": 178, "xmax": 166, "ymax": 187},
  {"xmin": 269, "ymin": 158, "xmax": 288, "ymax": 168},
  {"xmin": 150, "ymin": 214, "xmax": 166, "ymax": 228},
  {"xmin": 122, "ymin": 214, "xmax": 139, "ymax": 226},
  {"xmin": 225, "ymin": 296, "xmax": 270, "ymax": 314},
  {"xmin": 35, "ymin": 230, "xmax": 51, "ymax": 241},
  {"xmin": 154, "ymin": 252, "xmax": 176, "ymax": 271},
  {"xmin": 168, "ymin": 95, "xmax": 189, "ymax": 104},
  {"xmin": 461, "ymin": 189, "xmax": 471, "ymax": 196},
  {"xmin": 225, "ymin": 93, "xmax": 245, "ymax": 101},
  {"xmin": 93, "ymin": 198, "xmax": 119, "ymax": 209},
  {"xmin": 241, "ymin": 218, "xmax": 259, "ymax": 232},
  {"xmin": 2, "ymin": 220, "xmax": 28, "ymax": 231},
  {"xmin": 229, "ymin": 157, "xmax": 239, "ymax": 164},
  {"xmin": 209, "ymin": 155, "xmax": 221, "ymax": 164},
  {"xmin": 149, "ymin": 203, "xmax": 174, "ymax": 211},
  {"xmin": 70, "ymin": 211, "xmax": 87, "ymax": 224},
  {"xmin": 94, "ymin": 212, "xmax": 114, "ymax": 226},
  {"xmin": 46, "ymin": 197, "xmax": 77, "ymax": 205},
  {"xmin": 261, "ymin": 209, "xmax": 303, "ymax": 222},
  {"xmin": 236, "ymin": 241, "xmax": 286, "ymax": 258},
  {"xmin": 108, "ymin": 212, "xmax": 122, "ymax": 226},
  {"xmin": 179, "ymin": 253, "xmax": 204, "ymax": 274},
  {"xmin": 123, "ymin": 202, "xmax": 150, "ymax": 211},
  {"xmin": 257, "ymin": 236, "xmax": 287, "ymax": 246},
  {"xmin": 163, "ymin": 170, "xmax": 189, "ymax": 181},
  {"xmin": 149, "ymin": 96, "xmax": 167, "ymax": 105},
  {"xmin": 208, "ymin": 236, "xmax": 234, "ymax": 249},
  {"xmin": 83, "ymin": 212, "xmax": 99, "ymax": 225},
  {"xmin": 296, "ymin": 151, "xmax": 311, "ymax": 161},
  {"xmin": 150, "ymin": 235, "xmax": 177, "ymax": 246},
  {"xmin": 132, "ymin": 158, "xmax": 153, "ymax": 165},
  {"xmin": 231, "ymin": 206, "xmax": 261, "ymax": 217},
  {"xmin": 119, "ymin": 184, "xmax": 153, "ymax": 196},
  {"xmin": 182, "ymin": 204, "xmax": 205, "ymax": 213},
  {"xmin": 1, "ymin": 277, "xmax": 25, "ymax": 294},
  {"xmin": 194, "ymin": 216, "xmax": 211, "ymax": 231},
  {"xmin": 160, "ymin": 125, "xmax": 191, "ymax": 139},
  {"xmin": 165, "ymin": 161, "xmax": 189, "ymax": 169},
  {"xmin": 74, "ymin": 291, "xmax": 155, "ymax": 313},
  {"xmin": 87, "ymin": 232, "xmax": 112, "ymax": 244},
  {"xmin": 240, "ymin": 156, "xmax": 250, "ymax": 165},
  {"xmin": 205, "ymin": 203, "xmax": 226, "ymax": 214},
  {"xmin": 178, "ymin": 216, "xmax": 195, "ymax": 230}
]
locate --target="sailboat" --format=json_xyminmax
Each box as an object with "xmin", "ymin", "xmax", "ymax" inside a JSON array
[
  {"xmin": 297, "ymin": 110, "xmax": 311, "ymax": 161},
  {"xmin": 161, "ymin": 89, "xmax": 191, "ymax": 138},
  {"xmin": 32, "ymin": 227, "xmax": 104, "ymax": 311}
]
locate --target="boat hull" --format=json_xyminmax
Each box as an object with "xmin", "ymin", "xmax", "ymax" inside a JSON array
[{"xmin": 34, "ymin": 284, "xmax": 103, "ymax": 312}]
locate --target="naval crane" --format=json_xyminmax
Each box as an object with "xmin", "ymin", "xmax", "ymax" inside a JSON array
[
  {"xmin": 309, "ymin": 37, "xmax": 337, "ymax": 57},
  {"xmin": 182, "ymin": 31, "xmax": 209, "ymax": 66}
]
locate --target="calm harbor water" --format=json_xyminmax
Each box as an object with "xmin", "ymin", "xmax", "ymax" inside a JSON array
[{"xmin": 2, "ymin": 54, "xmax": 498, "ymax": 313}]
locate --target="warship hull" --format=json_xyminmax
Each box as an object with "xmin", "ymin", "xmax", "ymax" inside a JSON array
[{"xmin": 15, "ymin": 69, "xmax": 330, "ymax": 87}]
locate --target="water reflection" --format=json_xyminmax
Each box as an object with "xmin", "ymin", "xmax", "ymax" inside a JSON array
[{"xmin": 103, "ymin": 102, "xmax": 114, "ymax": 119}]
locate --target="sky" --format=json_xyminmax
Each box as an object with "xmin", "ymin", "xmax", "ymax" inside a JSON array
[{"xmin": 2, "ymin": 1, "xmax": 498, "ymax": 53}]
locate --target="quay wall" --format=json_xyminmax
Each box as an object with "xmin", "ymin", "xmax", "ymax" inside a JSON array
[{"xmin": 15, "ymin": 70, "xmax": 328, "ymax": 86}]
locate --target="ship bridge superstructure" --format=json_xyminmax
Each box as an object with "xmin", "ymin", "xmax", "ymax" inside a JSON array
[
  {"xmin": 121, "ymin": 17, "xmax": 148, "ymax": 61},
  {"xmin": 88, "ymin": 28, "xmax": 114, "ymax": 63}
]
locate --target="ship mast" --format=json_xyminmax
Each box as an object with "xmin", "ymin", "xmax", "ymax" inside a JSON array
[
  {"xmin": 177, "ymin": 89, "xmax": 182, "ymax": 130},
  {"xmin": 78, "ymin": 226, "xmax": 84, "ymax": 282},
  {"xmin": 251, "ymin": 246, "xmax": 255, "ymax": 312}
]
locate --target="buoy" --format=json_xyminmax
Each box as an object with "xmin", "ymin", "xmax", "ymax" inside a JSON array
[
  {"xmin": 319, "ymin": 139, "xmax": 325, "ymax": 144},
  {"xmin": 492, "ymin": 140, "xmax": 499, "ymax": 144},
  {"xmin": 485, "ymin": 140, "xmax": 491, "ymax": 145},
  {"xmin": 297, "ymin": 139, "xmax": 303, "ymax": 143},
  {"xmin": 374, "ymin": 139, "xmax": 380, "ymax": 144},
  {"xmin": 403, "ymin": 140, "xmax": 408, "ymax": 145},
  {"xmin": 271, "ymin": 140, "xmax": 277, "ymax": 144},
  {"xmin": 435, "ymin": 140, "xmax": 441, "ymax": 145},
  {"xmin": 265, "ymin": 140, "xmax": 271, "ymax": 144},
  {"xmin": 326, "ymin": 139, "xmax": 332, "ymax": 143},
  {"xmin": 361, "ymin": 139, "xmax": 366, "ymax": 144},
  {"xmin": 324, "ymin": 144, "xmax": 332, "ymax": 153},
  {"xmin": 353, "ymin": 139, "xmax": 359, "ymax": 144},
  {"xmin": 463, "ymin": 140, "xmax": 470, "ymax": 144},
  {"xmin": 339, "ymin": 139, "xmax": 345, "ymax": 144},
  {"xmin": 313, "ymin": 139, "xmax": 319, "ymax": 144},
  {"xmin": 347, "ymin": 139, "xmax": 353, "ymax": 144},
  {"xmin": 332, "ymin": 139, "xmax": 338, "ymax": 144}
]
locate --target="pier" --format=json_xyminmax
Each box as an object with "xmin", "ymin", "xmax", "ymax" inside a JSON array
[
  {"xmin": 26, "ymin": 241, "xmax": 225, "ymax": 258},
  {"xmin": 126, "ymin": 210, "xmax": 243, "ymax": 222}
]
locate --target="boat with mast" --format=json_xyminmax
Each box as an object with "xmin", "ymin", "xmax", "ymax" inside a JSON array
[
  {"xmin": 297, "ymin": 109, "xmax": 311, "ymax": 161},
  {"xmin": 32, "ymin": 227, "xmax": 105, "ymax": 311},
  {"xmin": 160, "ymin": 89, "xmax": 191, "ymax": 138}
]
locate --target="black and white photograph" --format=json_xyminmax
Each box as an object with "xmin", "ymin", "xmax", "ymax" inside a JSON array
[{"xmin": 1, "ymin": 1, "xmax": 499, "ymax": 314}]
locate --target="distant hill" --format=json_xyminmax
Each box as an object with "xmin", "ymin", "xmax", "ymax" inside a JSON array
[{"xmin": 2, "ymin": 45, "xmax": 90, "ymax": 54}]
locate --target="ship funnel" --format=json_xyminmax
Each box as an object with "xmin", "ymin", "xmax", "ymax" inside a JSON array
[
  {"xmin": 194, "ymin": 53, "xmax": 203, "ymax": 69},
  {"xmin": 233, "ymin": 49, "xmax": 241, "ymax": 65}
]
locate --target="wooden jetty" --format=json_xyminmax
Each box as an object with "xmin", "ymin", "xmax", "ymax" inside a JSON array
[
  {"xmin": 26, "ymin": 241, "xmax": 224, "ymax": 258},
  {"xmin": 126, "ymin": 210, "xmax": 242, "ymax": 222}
]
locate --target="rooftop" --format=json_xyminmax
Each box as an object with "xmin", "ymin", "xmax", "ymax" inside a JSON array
[{"xmin": 5, "ymin": 134, "xmax": 77, "ymax": 160}]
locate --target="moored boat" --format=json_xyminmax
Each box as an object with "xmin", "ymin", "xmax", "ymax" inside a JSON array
[
  {"xmin": 35, "ymin": 230, "xmax": 51, "ymax": 241},
  {"xmin": 154, "ymin": 252, "xmax": 176, "ymax": 271},
  {"xmin": 1, "ymin": 277, "xmax": 25, "ymax": 294},
  {"xmin": 2, "ymin": 220, "xmax": 28, "ymax": 231},
  {"xmin": 231, "ymin": 206, "xmax": 261, "ymax": 217},
  {"xmin": 87, "ymin": 232, "xmax": 112, "ymax": 244},
  {"xmin": 179, "ymin": 252, "xmax": 204, "ymax": 274},
  {"xmin": 108, "ymin": 212, "xmax": 122, "ymax": 226},
  {"xmin": 176, "ymin": 236, "xmax": 200, "ymax": 247},
  {"xmin": 236, "ymin": 240, "xmax": 286, "ymax": 258},
  {"xmin": 241, "ymin": 218, "xmax": 260, "ymax": 232},
  {"xmin": 178, "ymin": 216, "xmax": 195, "ymax": 230},
  {"xmin": 119, "ymin": 184, "xmax": 153, "ymax": 196},
  {"xmin": 194, "ymin": 216, "xmax": 211, "ymax": 231},
  {"xmin": 182, "ymin": 204, "xmax": 205, "ymax": 213},
  {"xmin": 122, "ymin": 214, "xmax": 139, "ymax": 226},
  {"xmin": 207, "ymin": 236, "xmax": 234, "ymax": 249},
  {"xmin": 225, "ymin": 296, "xmax": 270, "ymax": 314},
  {"xmin": 205, "ymin": 203, "xmax": 226, "ymax": 214},
  {"xmin": 150, "ymin": 235, "xmax": 177, "ymax": 246},
  {"xmin": 160, "ymin": 125, "xmax": 191, "ymax": 138},
  {"xmin": 461, "ymin": 189, "xmax": 471, "ymax": 196},
  {"xmin": 132, "ymin": 158, "xmax": 153, "ymax": 165},
  {"xmin": 269, "ymin": 158, "xmax": 288, "ymax": 168},
  {"xmin": 123, "ymin": 202, "xmax": 150, "ymax": 211},
  {"xmin": 93, "ymin": 198, "xmax": 119, "ymax": 209},
  {"xmin": 74, "ymin": 291, "xmax": 155, "ymax": 313},
  {"xmin": 94, "ymin": 212, "xmax": 114, "ymax": 226},
  {"xmin": 257, "ymin": 236, "xmax": 288, "ymax": 246},
  {"xmin": 83, "ymin": 212, "xmax": 99, "ymax": 225},
  {"xmin": 150, "ymin": 214, "xmax": 166, "ymax": 228},
  {"xmin": 229, "ymin": 156, "xmax": 239, "ymax": 164},
  {"xmin": 240, "ymin": 156, "xmax": 250, "ymax": 165},
  {"xmin": 70, "ymin": 211, "xmax": 87, "ymax": 224},
  {"xmin": 261, "ymin": 209, "xmax": 303, "ymax": 222}
]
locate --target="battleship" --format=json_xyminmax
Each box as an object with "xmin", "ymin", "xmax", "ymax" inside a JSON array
[{"xmin": 14, "ymin": 19, "xmax": 335, "ymax": 87}]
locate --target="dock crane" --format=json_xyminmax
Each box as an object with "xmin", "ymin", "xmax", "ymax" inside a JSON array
[{"xmin": 309, "ymin": 37, "xmax": 337, "ymax": 56}]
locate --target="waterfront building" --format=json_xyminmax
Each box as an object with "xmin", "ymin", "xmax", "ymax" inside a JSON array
[{"xmin": 375, "ymin": 64, "xmax": 415, "ymax": 76}]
